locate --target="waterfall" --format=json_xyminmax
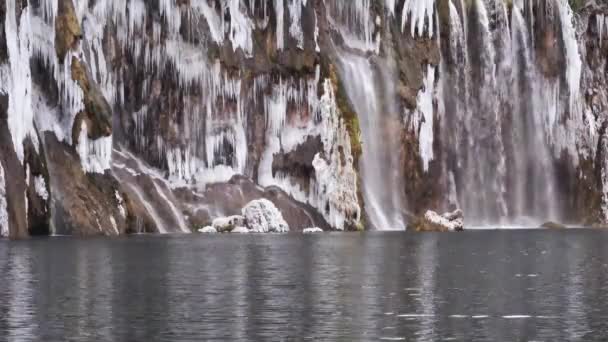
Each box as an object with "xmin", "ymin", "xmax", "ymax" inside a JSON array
[
  {"xmin": 509, "ymin": 5, "xmax": 559, "ymax": 224},
  {"xmin": 337, "ymin": 53, "xmax": 405, "ymax": 230},
  {"xmin": 1, "ymin": 0, "xmax": 603, "ymax": 236},
  {"xmin": 438, "ymin": 0, "xmax": 582, "ymax": 226}
]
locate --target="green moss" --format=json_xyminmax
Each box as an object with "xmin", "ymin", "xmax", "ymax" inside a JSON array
[
  {"xmin": 328, "ymin": 65, "xmax": 362, "ymax": 165},
  {"xmin": 568, "ymin": 0, "xmax": 583, "ymax": 12}
]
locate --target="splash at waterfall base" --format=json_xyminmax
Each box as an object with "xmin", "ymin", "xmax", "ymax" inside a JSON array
[{"xmin": 1, "ymin": 0, "xmax": 608, "ymax": 238}]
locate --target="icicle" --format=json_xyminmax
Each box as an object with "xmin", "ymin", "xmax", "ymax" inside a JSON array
[
  {"xmin": 5, "ymin": 0, "xmax": 38, "ymax": 162},
  {"xmin": 386, "ymin": 0, "xmax": 396, "ymax": 16},
  {"xmin": 288, "ymin": 0, "xmax": 305, "ymax": 49},
  {"xmin": 557, "ymin": 0, "xmax": 582, "ymax": 116},
  {"xmin": 325, "ymin": 0, "xmax": 379, "ymax": 52},
  {"xmin": 226, "ymin": 0, "xmax": 254, "ymax": 56},
  {"xmin": 275, "ymin": 0, "xmax": 285, "ymax": 50},
  {"xmin": 77, "ymin": 122, "xmax": 113, "ymax": 174},
  {"xmin": 417, "ymin": 66, "xmax": 436, "ymax": 172},
  {"xmin": 598, "ymin": 14, "xmax": 605, "ymax": 46},
  {"xmin": 401, "ymin": 0, "xmax": 436, "ymax": 38}
]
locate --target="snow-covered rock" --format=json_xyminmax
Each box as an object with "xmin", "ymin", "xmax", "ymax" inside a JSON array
[
  {"xmin": 231, "ymin": 226, "xmax": 250, "ymax": 234},
  {"xmin": 303, "ymin": 227, "xmax": 323, "ymax": 233},
  {"xmin": 212, "ymin": 215, "xmax": 246, "ymax": 232},
  {"xmin": 408, "ymin": 209, "xmax": 464, "ymax": 232},
  {"xmin": 198, "ymin": 226, "xmax": 217, "ymax": 233},
  {"xmin": 241, "ymin": 199, "xmax": 289, "ymax": 233}
]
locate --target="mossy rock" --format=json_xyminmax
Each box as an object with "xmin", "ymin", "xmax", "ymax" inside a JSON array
[{"xmin": 70, "ymin": 58, "xmax": 112, "ymax": 141}]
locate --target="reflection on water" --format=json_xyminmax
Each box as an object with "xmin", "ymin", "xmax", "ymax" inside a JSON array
[
  {"xmin": 1, "ymin": 230, "xmax": 608, "ymax": 341},
  {"xmin": 6, "ymin": 248, "xmax": 36, "ymax": 341}
]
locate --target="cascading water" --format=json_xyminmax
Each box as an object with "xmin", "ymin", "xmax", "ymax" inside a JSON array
[
  {"xmin": 508, "ymin": 4, "xmax": 560, "ymax": 223},
  {"xmin": 337, "ymin": 53, "xmax": 406, "ymax": 230},
  {"xmin": 440, "ymin": 0, "xmax": 583, "ymax": 226}
]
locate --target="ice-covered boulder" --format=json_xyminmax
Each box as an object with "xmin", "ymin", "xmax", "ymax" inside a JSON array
[
  {"xmin": 198, "ymin": 226, "xmax": 217, "ymax": 233},
  {"xmin": 231, "ymin": 226, "xmax": 250, "ymax": 234},
  {"xmin": 408, "ymin": 209, "xmax": 464, "ymax": 232},
  {"xmin": 212, "ymin": 215, "xmax": 246, "ymax": 233},
  {"xmin": 303, "ymin": 227, "xmax": 323, "ymax": 233},
  {"xmin": 241, "ymin": 199, "xmax": 289, "ymax": 233}
]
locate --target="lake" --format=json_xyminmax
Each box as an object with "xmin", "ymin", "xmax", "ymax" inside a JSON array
[{"xmin": 1, "ymin": 230, "xmax": 608, "ymax": 341}]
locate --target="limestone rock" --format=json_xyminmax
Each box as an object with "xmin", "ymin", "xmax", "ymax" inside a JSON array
[{"xmin": 55, "ymin": 0, "xmax": 82, "ymax": 61}]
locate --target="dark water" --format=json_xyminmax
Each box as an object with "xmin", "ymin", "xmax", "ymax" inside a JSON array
[{"xmin": 1, "ymin": 231, "xmax": 608, "ymax": 341}]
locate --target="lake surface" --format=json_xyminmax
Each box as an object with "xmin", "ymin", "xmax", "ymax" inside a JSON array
[{"xmin": 1, "ymin": 230, "xmax": 608, "ymax": 341}]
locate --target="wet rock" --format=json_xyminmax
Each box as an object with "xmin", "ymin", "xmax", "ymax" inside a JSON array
[
  {"xmin": 0, "ymin": 97, "xmax": 28, "ymax": 239},
  {"xmin": 242, "ymin": 199, "xmax": 289, "ymax": 233},
  {"xmin": 212, "ymin": 215, "xmax": 246, "ymax": 233},
  {"xmin": 303, "ymin": 227, "xmax": 323, "ymax": 233},
  {"xmin": 272, "ymin": 136, "xmax": 322, "ymax": 194},
  {"xmin": 540, "ymin": 221, "xmax": 567, "ymax": 229},
  {"xmin": 55, "ymin": 0, "xmax": 82, "ymax": 61},
  {"xmin": 23, "ymin": 137, "xmax": 51, "ymax": 236},
  {"xmin": 198, "ymin": 226, "xmax": 217, "ymax": 233},
  {"xmin": 44, "ymin": 133, "xmax": 126, "ymax": 236},
  {"xmin": 70, "ymin": 58, "xmax": 113, "ymax": 143},
  {"xmin": 408, "ymin": 209, "xmax": 464, "ymax": 232}
]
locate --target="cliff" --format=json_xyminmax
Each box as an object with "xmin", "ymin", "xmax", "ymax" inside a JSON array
[{"xmin": 0, "ymin": 0, "xmax": 607, "ymax": 237}]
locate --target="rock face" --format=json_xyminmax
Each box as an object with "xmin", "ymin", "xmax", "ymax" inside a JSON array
[
  {"xmin": 242, "ymin": 199, "xmax": 290, "ymax": 233},
  {"xmin": 409, "ymin": 209, "xmax": 464, "ymax": 232},
  {"xmin": 1, "ymin": 0, "xmax": 608, "ymax": 238}
]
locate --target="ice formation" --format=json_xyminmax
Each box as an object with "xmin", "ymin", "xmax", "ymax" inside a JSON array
[
  {"xmin": 198, "ymin": 226, "xmax": 218, "ymax": 233},
  {"xmin": 76, "ymin": 123, "xmax": 113, "ymax": 174},
  {"xmin": 212, "ymin": 215, "xmax": 246, "ymax": 233},
  {"xmin": 401, "ymin": 0, "xmax": 436, "ymax": 38},
  {"xmin": 310, "ymin": 80, "xmax": 361, "ymax": 230},
  {"xmin": 34, "ymin": 176, "xmax": 49, "ymax": 202},
  {"xmin": 5, "ymin": 0, "xmax": 38, "ymax": 162},
  {"xmin": 558, "ymin": 0, "xmax": 582, "ymax": 116},
  {"xmin": 303, "ymin": 227, "xmax": 323, "ymax": 233},
  {"xmin": 242, "ymin": 199, "xmax": 289, "ymax": 233},
  {"xmin": 325, "ymin": 0, "xmax": 380, "ymax": 52},
  {"xmin": 411, "ymin": 66, "xmax": 436, "ymax": 172},
  {"xmin": 423, "ymin": 210, "xmax": 463, "ymax": 231}
]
